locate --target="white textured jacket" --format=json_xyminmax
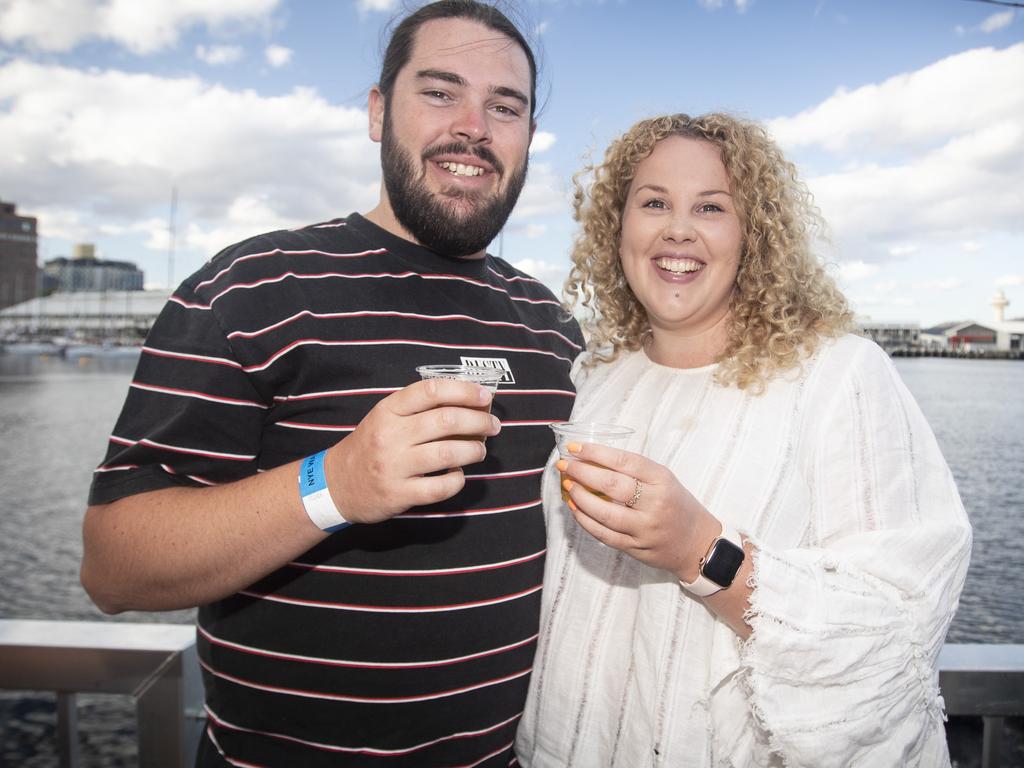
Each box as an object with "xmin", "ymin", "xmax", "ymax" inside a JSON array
[{"xmin": 516, "ymin": 334, "xmax": 971, "ymax": 768}]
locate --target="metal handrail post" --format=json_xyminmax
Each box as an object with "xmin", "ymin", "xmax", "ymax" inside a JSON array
[
  {"xmin": 135, "ymin": 642, "xmax": 204, "ymax": 767},
  {"xmin": 981, "ymin": 716, "xmax": 1003, "ymax": 768},
  {"xmin": 56, "ymin": 691, "xmax": 80, "ymax": 768}
]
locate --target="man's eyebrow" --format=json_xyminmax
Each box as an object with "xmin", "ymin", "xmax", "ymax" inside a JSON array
[
  {"xmin": 491, "ymin": 85, "xmax": 529, "ymax": 108},
  {"xmin": 416, "ymin": 69, "xmax": 466, "ymax": 86},
  {"xmin": 415, "ymin": 69, "xmax": 529, "ymax": 109}
]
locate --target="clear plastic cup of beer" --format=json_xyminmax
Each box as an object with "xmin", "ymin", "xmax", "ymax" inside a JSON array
[
  {"xmin": 550, "ymin": 421, "xmax": 635, "ymax": 502},
  {"xmin": 416, "ymin": 364, "xmax": 505, "ymax": 440}
]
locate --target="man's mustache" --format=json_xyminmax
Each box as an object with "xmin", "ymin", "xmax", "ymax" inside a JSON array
[{"xmin": 422, "ymin": 142, "xmax": 504, "ymax": 176}]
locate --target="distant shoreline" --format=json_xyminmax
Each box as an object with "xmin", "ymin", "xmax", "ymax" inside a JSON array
[{"xmin": 887, "ymin": 348, "xmax": 1023, "ymax": 361}]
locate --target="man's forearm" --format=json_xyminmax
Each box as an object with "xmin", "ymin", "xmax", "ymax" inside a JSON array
[
  {"xmin": 81, "ymin": 459, "xmax": 325, "ymax": 613},
  {"xmin": 81, "ymin": 380, "xmax": 498, "ymax": 613}
]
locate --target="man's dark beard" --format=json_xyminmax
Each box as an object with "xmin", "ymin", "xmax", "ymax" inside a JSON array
[{"xmin": 380, "ymin": 111, "xmax": 528, "ymax": 257}]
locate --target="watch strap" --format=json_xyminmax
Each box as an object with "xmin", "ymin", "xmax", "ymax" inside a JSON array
[{"xmin": 679, "ymin": 522, "xmax": 744, "ymax": 598}]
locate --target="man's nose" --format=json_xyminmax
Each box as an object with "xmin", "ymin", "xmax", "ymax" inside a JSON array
[{"xmin": 450, "ymin": 102, "xmax": 491, "ymax": 144}]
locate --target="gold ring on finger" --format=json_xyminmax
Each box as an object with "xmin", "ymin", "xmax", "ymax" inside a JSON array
[{"xmin": 625, "ymin": 478, "xmax": 643, "ymax": 509}]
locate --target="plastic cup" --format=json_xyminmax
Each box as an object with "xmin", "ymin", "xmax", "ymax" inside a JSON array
[
  {"xmin": 416, "ymin": 364, "xmax": 505, "ymax": 394},
  {"xmin": 416, "ymin": 364, "xmax": 505, "ymax": 441},
  {"xmin": 550, "ymin": 422, "xmax": 635, "ymax": 502}
]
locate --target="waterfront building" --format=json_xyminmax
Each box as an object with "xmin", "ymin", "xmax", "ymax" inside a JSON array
[
  {"xmin": 919, "ymin": 292, "xmax": 1024, "ymax": 353},
  {"xmin": 0, "ymin": 200, "xmax": 39, "ymax": 311},
  {"xmin": 0, "ymin": 289, "xmax": 169, "ymax": 343},
  {"xmin": 857, "ymin": 320, "xmax": 920, "ymax": 350},
  {"xmin": 42, "ymin": 243, "xmax": 144, "ymax": 293},
  {"xmin": 920, "ymin": 321, "xmax": 999, "ymax": 351}
]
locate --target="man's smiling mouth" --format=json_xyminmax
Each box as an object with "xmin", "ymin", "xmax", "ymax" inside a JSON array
[{"xmin": 438, "ymin": 161, "xmax": 485, "ymax": 177}]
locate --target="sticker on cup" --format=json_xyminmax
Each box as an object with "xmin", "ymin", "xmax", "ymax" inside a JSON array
[{"xmin": 550, "ymin": 421, "xmax": 635, "ymax": 502}]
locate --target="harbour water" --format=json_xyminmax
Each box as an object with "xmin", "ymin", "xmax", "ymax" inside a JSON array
[{"xmin": 0, "ymin": 351, "xmax": 1021, "ymax": 764}]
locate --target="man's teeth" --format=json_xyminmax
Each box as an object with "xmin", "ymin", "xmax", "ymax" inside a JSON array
[
  {"xmin": 439, "ymin": 161, "xmax": 484, "ymax": 177},
  {"xmin": 655, "ymin": 257, "xmax": 703, "ymax": 274}
]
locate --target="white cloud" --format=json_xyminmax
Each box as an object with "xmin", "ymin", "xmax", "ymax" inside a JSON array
[
  {"xmin": 0, "ymin": 58, "xmax": 568, "ymax": 286},
  {"xmin": 769, "ymin": 44, "xmax": 1024, "ymax": 153},
  {"xmin": 839, "ymin": 261, "xmax": 880, "ymax": 283},
  {"xmin": 996, "ymin": 274, "xmax": 1024, "ymax": 287},
  {"xmin": 888, "ymin": 244, "xmax": 918, "ymax": 257},
  {"xmin": 510, "ymin": 162, "xmax": 571, "ymax": 221},
  {"xmin": 872, "ymin": 280, "xmax": 899, "ymax": 295},
  {"xmin": 180, "ymin": 194, "xmax": 298, "ymax": 257},
  {"xmin": 510, "ymin": 258, "xmax": 564, "ymax": 284},
  {"xmin": 530, "ymin": 131, "xmax": 556, "ymax": 154},
  {"xmin": 768, "ymin": 44, "xmax": 1024, "ymax": 251},
  {"xmin": 0, "ymin": 59, "xmax": 379, "ymax": 274},
  {"xmin": 196, "ymin": 44, "xmax": 243, "ymax": 66},
  {"xmin": 846, "ymin": 292, "xmax": 914, "ymax": 315},
  {"xmin": 356, "ymin": 0, "xmax": 399, "ymax": 13},
  {"xmin": 925, "ymin": 277, "xmax": 964, "ymax": 291},
  {"xmin": 962, "ymin": 240, "xmax": 983, "ymax": 253},
  {"xmin": 698, "ymin": 0, "xmax": 751, "ymax": 10},
  {"xmin": 980, "ymin": 10, "xmax": 1014, "ymax": 34},
  {"xmin": 0, "ymin": 0, "xmax": 281, "ymax": 54},
  {"xmin": 265, "ymin": 44, "xmax": 292, "ymax": 68}
]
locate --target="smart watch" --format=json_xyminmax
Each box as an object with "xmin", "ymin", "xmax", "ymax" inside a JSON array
[{"xmin": 679, "ymin": 522, "xmax": 745, "ymax": 598}]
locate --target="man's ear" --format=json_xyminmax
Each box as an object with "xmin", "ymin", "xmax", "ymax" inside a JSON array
[{"xmin": 368, "ymin": 86, "xmax": 385, "ymax": 143}]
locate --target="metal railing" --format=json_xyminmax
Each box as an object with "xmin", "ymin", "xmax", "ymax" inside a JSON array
[
  {"xmin": 0, "ymin": 619, "xmax": 1021, "ymax": 768},
  {"xmin": 939, "ymin": 643, "xmax": 1024, "ymax": 768},
  {"xmin": 0, "ymin": 619, "xmax": 203, "ymax": 768}
]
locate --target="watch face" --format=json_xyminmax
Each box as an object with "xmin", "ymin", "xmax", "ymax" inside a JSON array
[{"xmin": 701, "ymin": 538, "xmax": 745, "ymax": 588}]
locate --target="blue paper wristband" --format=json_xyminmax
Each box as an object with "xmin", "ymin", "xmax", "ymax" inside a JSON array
[{"xmin": 299, "ymin": 450, "xmax": 350, "ymax": 532}]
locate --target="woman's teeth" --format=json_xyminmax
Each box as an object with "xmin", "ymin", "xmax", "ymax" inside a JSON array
[{"xmin": 655, "ymin": 257, "xmax": 703, "ymax": 274}]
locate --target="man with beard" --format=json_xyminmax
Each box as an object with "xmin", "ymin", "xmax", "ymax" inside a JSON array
[{"xmin": 80, "ymin": 2, "xmax": 583, "ymax": 766}]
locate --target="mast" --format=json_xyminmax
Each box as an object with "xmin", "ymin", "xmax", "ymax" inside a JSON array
[{"xmin": 167, "ymin": 186, "xmax": 178, "ymax": 291}]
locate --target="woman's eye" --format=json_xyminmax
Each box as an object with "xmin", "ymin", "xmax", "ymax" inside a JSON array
[
  {"xmin": 641, "ymin": 198, "xmax": 667, "ymax": 209},
  {"xmin": 698, "ymin": 203, "xmax": 723, "ymax": 213}
]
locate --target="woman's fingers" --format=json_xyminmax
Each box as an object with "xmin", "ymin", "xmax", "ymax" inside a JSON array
[
  {"xmin": 563, "ymin": 475, "xmax": 639, "ymax": 537},
  {"xmin": 567, "ymin": 442, "xmax": 653, "ymax": 483},
  {"xmin": 567, "ymin": 490, "xmax": 633, "ymax": 549},
  {"xmin": 558, "ymin": 451, "xmax": 651, "ymax": 508}
]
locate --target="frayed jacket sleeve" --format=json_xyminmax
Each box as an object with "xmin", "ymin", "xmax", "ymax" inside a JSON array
[{"xmin": 726, "ymin": 343, "xmax": 971, "ymax": 767}]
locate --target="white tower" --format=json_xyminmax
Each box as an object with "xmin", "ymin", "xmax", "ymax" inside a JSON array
[{"xmin": 992, "ymin": 289, "xmax": 1009, "ymax": 323}]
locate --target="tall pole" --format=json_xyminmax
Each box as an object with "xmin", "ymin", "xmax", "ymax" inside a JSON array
[{"xmin": 167, "ymin": 186, "xmax": 177, "ymax": 291}]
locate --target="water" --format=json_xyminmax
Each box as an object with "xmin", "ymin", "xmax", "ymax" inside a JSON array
[
  {"xmin": 893, "ymin": 358, "xmax": 1024, "ymax": 644},
  {"xmin": 0, "ymin": 353, "xmax": 193, "ymax": 768},
  {"xmin": 0, "ymin": 353, "xmax": 1021, "ymax": 764}
]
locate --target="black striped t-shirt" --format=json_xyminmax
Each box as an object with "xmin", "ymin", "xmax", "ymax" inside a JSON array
[{"xmin": 89, "ymin": 213, "xmax": 584, "ymax": 767}]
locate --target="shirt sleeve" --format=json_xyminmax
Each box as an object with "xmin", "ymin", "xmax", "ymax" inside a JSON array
[
  {"xmin": 88, "ymin": 277, "xmax": 269, "ymax": 505},
  {"xmin": 718, "ymin": 341, "xmax": 972, "ymax": 767}
]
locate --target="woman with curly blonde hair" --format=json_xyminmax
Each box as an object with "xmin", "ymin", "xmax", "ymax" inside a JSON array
[{"xmin": 516, "ymin": 114, "xmax": 970, "ymax": 767}]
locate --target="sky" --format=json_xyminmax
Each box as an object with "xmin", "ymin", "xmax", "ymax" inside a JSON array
[{"xmin": 0, "ymin": 0, "xmax": 1021, "ymax": 328}]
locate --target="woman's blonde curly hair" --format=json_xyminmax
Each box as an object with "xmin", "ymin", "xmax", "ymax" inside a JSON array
[{"xmin": 566, "ymin": 112, "xmax": 854, "ymax": 392}]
